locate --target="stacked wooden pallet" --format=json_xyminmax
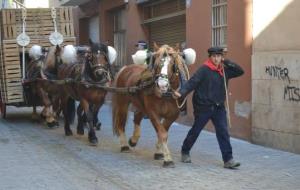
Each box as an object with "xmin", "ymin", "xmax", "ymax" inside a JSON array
[{"xmin": 0, "ymin": 7, "xmax": 76, "ymax": 104}]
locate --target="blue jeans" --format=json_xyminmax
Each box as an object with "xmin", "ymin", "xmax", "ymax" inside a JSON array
[{"xmin": 181, "ymin": 105, "xmax": 233, "ymax": 162}]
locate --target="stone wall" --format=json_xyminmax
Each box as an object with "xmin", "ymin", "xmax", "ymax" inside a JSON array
[{"xmin": 252, "ymin": 53, "xmax": 300, "ymax": 153}]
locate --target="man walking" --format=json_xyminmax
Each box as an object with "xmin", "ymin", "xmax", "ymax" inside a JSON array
[{"xmin": 174, "ymin": 47, "xmax": 244, "ymax": 169}]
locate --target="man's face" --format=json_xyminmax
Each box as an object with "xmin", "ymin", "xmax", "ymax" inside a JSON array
[{"xmin": 209, "ymin": 54, "xmax": 223, "ymax": 65}]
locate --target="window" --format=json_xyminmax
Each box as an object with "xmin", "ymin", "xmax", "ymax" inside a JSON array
[{"xmin": 212, "ymin": 0, "xmax": 227, "ymax": 47}]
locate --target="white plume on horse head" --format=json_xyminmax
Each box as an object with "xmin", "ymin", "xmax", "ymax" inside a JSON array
[
  {"xmin": 132, "ymin": 50, "xmax": 148, "ymax": 65},
  {"xmin": 62, "ymin": 45, "xmax": 77, "ymax": 64},
  {"xmin": 183, "ymin": 48, "xmax": 196, "ymax": 65},
  {"xmin": 29, "ymin": 45, "xmax": 43, "ymax": 60},
  {"xmin": 108, "ymin": 46, "xmax": 117, "ymax": 64}
]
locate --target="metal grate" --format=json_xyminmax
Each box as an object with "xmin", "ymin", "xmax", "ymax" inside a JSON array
[{"xmin": 212, "ymin": 0, "xmax": 227, "ymax": 47}]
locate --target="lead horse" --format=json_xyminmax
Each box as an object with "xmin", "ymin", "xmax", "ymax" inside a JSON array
[{"xmin": 112, "ymin": 43, "xmax": 196, "ymax": 167}]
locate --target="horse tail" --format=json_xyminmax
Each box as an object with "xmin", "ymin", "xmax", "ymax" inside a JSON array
[
  {"xmin": 112, "ymin": 68, "xmax": 130, "ymax": 136},
  {"xmin": 66, "ymin": 98, "xmax": 76, "ymax": 124}
]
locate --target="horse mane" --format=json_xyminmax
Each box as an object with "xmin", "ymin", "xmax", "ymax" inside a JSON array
[
  {"xmin": 90, "ymin": 43, "xmax": 108, "ymax": 55},
  {"xmin": 156, "ymin": 45, "xmax": 183, "ymax": 67},
  {"xmin": 44, "ymin": 46, "xmax": 57, "ymax": 70}
]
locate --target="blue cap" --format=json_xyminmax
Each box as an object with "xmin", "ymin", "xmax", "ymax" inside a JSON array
[
  {"xmin": 208, "ymin": 46, "xmax": 224, "ymax": 56},
  {"xmin": 136, "ymin": 40, "xmax": 148, "ymax": 49}
]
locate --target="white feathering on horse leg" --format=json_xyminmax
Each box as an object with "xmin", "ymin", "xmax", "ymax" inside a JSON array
[
  {"xmin": 162, "ymin": 142, "xmax": 173, "ymax": 162},
  {"xmin": 29, "ymin": 45, "xmax": 43, "ymax": 60},
  {"xmin": 62, "ymin": 45, "xmax": 77, "ymax": 64},
  {"xmin": 155, "ymin": 141, "xmax": 163, "ymax": 154},
  {"xmin": 131, "ymin": 124, "xmax": 141, "ymax": 144},
  {"xmin": 119, "ymin": 133, "xmax": 129, "ymax": 147}
]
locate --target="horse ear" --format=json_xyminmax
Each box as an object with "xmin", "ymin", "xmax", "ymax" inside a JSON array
[
  {"xmin": 153, "ymin": 42, "xmax": 159, "ymax": 51},
  {"xmin": 40, "ymin": 69, "xmax": 47, "ymax": 80},
  {"xmin": 88, "ymin": 39, "xmax": 94, "ymax": 46},
  {"xmin": 55, "ymin": 45, "xmax": 61, "ymax": 54},
  {"xmin": 174, "ymin": 43, "xmax": 180, "ymax": 52}
]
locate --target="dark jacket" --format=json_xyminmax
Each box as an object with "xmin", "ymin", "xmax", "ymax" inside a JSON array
[{"xmin": 179, "ymin": 59, "xmax": 244, "ymax": 115}]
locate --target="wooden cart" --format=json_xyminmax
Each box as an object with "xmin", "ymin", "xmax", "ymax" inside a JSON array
[{"xmin": 0, "ymin": 7, "xmax": 76, "ymax": 118}]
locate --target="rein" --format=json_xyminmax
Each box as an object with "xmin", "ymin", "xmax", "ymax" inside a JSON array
[{"xmin": 34, "ymin": 77, "xmax": 155, "ymax": 94}]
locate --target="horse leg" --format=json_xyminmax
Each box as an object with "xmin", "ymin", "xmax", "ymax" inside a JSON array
[
  {"xmin": 81, "ymin": 100, "xmax": 98, "ymax": 146},
  {"xmin": 76, "ymin": 103, "xmax": 85, "ymax": 135},
  {"xmin": 148, "ymin": 113, "xmax": 175, "ymax": 168},
  {"xmin": 112, "ymin": 94, "xmax": 130, "ymax": 152},
  {"xmin": 51, "ymin": 97, "xmax": 60, "ymax": 126},
  {"xmin": 37, "ymin": 88, "xmax": 58, "ymax": 128},
  {"xmin": 154, "ymin": 140, "xmax": 164, "ymax": 160},
  {"xmin": 154, "ymin": 117, "xmax": 177, "ymax": 161},
  {"xmin": 30, "ymin": 85, "xmax": 40, "ymax": 121},
  {"xmin": 128, "ymin": 111, "xmax": 143, "ymax": 147},
  {"xmin": 61, "ymin": 97, "xmax": 73, "ymax": 136},
  {"xmin": 31, "ymin": 105, "xmax": 39, "ymax": 121},
  {"xmin": 93, "ymin": 104, "xmax": 102, "ymax": 131}
]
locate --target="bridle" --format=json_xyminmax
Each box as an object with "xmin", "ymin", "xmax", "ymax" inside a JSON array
[{"xmin": 85, "ymin": 49, "xmax": 113, "ymax": 83}]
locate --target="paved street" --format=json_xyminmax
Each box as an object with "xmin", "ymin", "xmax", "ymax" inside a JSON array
[{"xmin": 0, "ymin": 103, "xmax": 299, "ymax": 190}]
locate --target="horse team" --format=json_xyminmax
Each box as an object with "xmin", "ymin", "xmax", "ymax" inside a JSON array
[{"xmin": 26, "ymin": 41, "xmax": 196, "ymax": 168}]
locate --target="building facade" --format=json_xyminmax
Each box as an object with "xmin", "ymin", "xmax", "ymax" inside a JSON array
[
  {"xmin": 252, "ymin": 0, "xmax": 300, "ymax": 153},
  {"xmin": 50, "ymin": 0, "xmax": 300, "ymax": 154}
]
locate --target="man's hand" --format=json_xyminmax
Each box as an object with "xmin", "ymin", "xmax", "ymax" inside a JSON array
[{"xmin": 173, "ymin": 91, "xmax": 182, "ymax": 99}]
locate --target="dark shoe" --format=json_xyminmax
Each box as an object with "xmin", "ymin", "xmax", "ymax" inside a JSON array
[
  {"xmin": 224, "ymin": 159, "xmax": 240, "ymax": 169},
  {"xmin": 181, "ymin": 153, "xmax": 191, "ymax": 163}
]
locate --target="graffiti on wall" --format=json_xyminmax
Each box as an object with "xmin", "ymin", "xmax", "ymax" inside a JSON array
[
  {"xmin": 265, "ymin": 65, "xmax": 290, "ymax": 83},
  {"xmin": 284, "ymin": 85, "xmax": 300, "ymax": 102},
  {"xmin": 265, "ymin": 58, "xmax": 300, "ymax": 102}
]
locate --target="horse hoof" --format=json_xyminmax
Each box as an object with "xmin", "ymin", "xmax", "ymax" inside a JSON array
[
  {"xmin": 163, "ymin": 161, "xmax": 175, "ymax": 168},
  {"xmin": 95, "ymin": 122, "xmax": 101, "ymax": 131},
  {"xmin": 89, "ymin": 138, "xmax": 98, "ymax": 146},
  {"xmin": 65, "ymin": 130, "xmax": 73, "ymax": 136},
  {"xmin": 47, "ymin": 121, "xmax": 58, "ymax": 129},
  {"xmin": 54, "ymin": 121, "xmax": 59, "ymax": 126},
  {"xmin": 31, "ymin": 115, "xmax": 40, "ymax": 122},
  {"xmin": 40, "ymin": 113, "xmax": 46, "ymax": 120},
  {"xmin": 128, "ymin": 138, "xmax": 137, "ymax": 147},
  {"xmin": 120, "ymin": 146, "xmax": 130, "ymax": 153},
  {"xmin": 154, "ymin": 153, "xmax": 164, "ymax": 160}
]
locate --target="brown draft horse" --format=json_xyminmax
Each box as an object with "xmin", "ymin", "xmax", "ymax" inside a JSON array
[
  {"xmin": 43, "ymin": 41, "xmax": 116, "ymax": 145},
  {"xmin": 25, "ymin": 45, "xmax": 60, "ymax": 127},
  {"xmin": 112, "ymin": 44, "xmax": 195, "ymax": 167}
]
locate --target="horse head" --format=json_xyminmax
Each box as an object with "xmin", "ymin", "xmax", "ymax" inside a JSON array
[
  {"xmin": 81, "ymin": 40, "xmax": 117, "ymax": 83},
  {"xmin": 132, "ymin": 43, "xmax": 196, "ymax": 97}
]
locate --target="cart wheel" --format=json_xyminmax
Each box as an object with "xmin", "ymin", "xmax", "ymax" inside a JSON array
[{"xmin": 0, "ymin": 101, "xmax": 6, "ymax": 119}]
